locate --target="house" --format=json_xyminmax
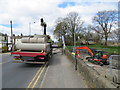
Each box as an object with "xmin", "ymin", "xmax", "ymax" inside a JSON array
[{"xmin": 0, "ymin": 32, "xmax": 8, "ymax": 52}]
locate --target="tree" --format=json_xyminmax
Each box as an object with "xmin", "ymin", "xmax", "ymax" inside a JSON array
[
  {"xmin": 88, "ymin": 25, "xmax": 104, "ymax": 44},
  {"xmin": 54, "ymin": 12, "xmax": 84, "ymax": 45},
  {"xmin": 92, "ymin": 10, "xmax": 117, "ymax": 46},
  {"xmin": 21, "ymin": 33, "xmax": 23, "ymax": 36},
  {"xmin": 54, "ymin": 17, "xmax": 68, "ymax": 45},
  {"xmin": 109, "ymin": 29, "xmax": 119, "ymax": 44},
  {"xmin": 65, "ymin": 12, "xmax": 84, "ymax": 45}
]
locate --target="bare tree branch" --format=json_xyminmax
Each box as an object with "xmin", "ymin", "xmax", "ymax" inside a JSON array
[{"xmin": 92, "ymin": 10, "xmax": 117, "ymax": 45}]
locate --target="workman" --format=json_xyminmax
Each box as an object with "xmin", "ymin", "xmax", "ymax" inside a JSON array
[
  {"xmin": 47, "ymin": 36, "xmax": 53, "ymax": 43},
  {"xmin": 96, "ymin": 52, "xmax": 102, "ymax": 59}
]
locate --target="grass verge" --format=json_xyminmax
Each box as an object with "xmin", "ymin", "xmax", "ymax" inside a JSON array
[{"xmin": 66, "ymin": 45, "xmax": 120, "ymax": 55}]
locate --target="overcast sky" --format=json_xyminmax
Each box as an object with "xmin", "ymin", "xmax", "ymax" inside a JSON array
[{"xmin": 0, "ymin": 0, "xmax": 119, "ymax": 40}]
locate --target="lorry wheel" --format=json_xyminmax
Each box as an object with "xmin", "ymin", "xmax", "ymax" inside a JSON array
[
  {"xmin": 45, "ymin": 57, "xmax": 49, "ymax": 61},
  {"xmin": 45, "ymin": 54, "xmax": 50, "ymax": 61}
]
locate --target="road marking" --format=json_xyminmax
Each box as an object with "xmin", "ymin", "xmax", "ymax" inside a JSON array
[
  {"xmin": 26, "ymin": 62, "xmax": 47, "ymax": 89},
  {"xmin": 31, "ymin": 62, "xmax": 47, "ymax": 88},
  {"xmin": 40, "ymin": 65, "xmax": 49, "ymax": 88},
  {"xmin": 26, "ymin": 65, "xmax": 44, "ymax": 89}
]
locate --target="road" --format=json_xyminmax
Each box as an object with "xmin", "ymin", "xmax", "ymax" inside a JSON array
[
  {"xmin": 2, "ymin": 53, "xmax": 43, "ymax": 88},
  {"xmin": 2, "ymin": 49, "xmax": 88, "ymax": 88}
]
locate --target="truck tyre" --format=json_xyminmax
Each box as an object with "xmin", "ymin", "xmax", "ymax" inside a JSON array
[{"xmin": 45, "ymin": 54, "xmax": 50, "ymax": 61}]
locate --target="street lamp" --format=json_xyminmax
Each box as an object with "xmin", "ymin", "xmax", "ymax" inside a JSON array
[{"xmin": 29, "ymin": 22, "xmax": 35, "ymax": 36}]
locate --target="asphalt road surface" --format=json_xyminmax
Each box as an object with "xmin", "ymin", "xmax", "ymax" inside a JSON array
[
  {"xmin": 2, "ymin": 53, "xmax": 43, "ymax": 88},
  {"xmin": 2, "ymin": 49, "xmax": 88, "ymax": 88}
]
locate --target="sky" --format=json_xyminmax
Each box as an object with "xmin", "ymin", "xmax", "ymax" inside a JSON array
[{"xmin": 0, "ymin": 0, "xmax": 119, "ymax": 40}]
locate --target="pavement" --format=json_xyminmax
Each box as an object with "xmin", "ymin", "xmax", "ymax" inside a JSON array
[
  {"xmin": 39, "ymin": 49, "xmax": 88, "ymax": 88},
  {"xmin": 2, "ymin": 49, "xmax": 88, "ymax": 88}
]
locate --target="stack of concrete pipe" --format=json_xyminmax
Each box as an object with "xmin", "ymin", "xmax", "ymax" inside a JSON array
[{"xmin": 15, "ymin": 35, "xmax": 51, "ymax": 52}]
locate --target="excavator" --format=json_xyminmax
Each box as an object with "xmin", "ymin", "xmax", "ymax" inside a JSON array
[{"xmin": 75, "ymin": 46, "xmax": 108, "ymax": 66}]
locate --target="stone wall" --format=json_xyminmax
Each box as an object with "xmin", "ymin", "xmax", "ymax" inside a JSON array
[{"xmin": 64, "ymin": 49, "xmax": 119, "ymax": 88}]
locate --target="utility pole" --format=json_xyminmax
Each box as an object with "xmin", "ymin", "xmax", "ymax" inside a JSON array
[
  {"xmin": 74, "ymin": 31, "xmax": 77, "ymax": 70},
  {"xmin": 10, "ymin": 20, "xmax": 13, "ymax": 52}
]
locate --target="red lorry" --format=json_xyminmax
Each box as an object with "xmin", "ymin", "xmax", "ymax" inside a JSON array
[{"xmin": 11, "ymin": 35, "xmax": 52, "ymax": 64}]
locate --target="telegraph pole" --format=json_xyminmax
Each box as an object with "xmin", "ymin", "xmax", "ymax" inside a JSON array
[
  {"xmin": 10, "ymin": 20, "xmax": 13, "ymax": 53},
  {"xmin": 74, "ymin": 32, "xmax": 77, "ymax": 70},
  {"xmin": 10, "ymin": 21, "xmax": 13, "ymax": 40}
]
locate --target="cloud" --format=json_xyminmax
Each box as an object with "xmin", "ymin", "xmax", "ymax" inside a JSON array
[{"xmin": 0, "ymin": 0, "xmax": 118, "ymax": 37}]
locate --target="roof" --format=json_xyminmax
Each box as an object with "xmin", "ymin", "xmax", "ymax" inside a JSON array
[{"xmin": 0, "ymin": 32, "xmax": 7, "ymax": 36}]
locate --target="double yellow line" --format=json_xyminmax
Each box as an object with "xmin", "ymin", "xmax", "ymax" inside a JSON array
[{"xmin": 26, "ymin": 62, "xmax": 47, "ymax": 89}]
